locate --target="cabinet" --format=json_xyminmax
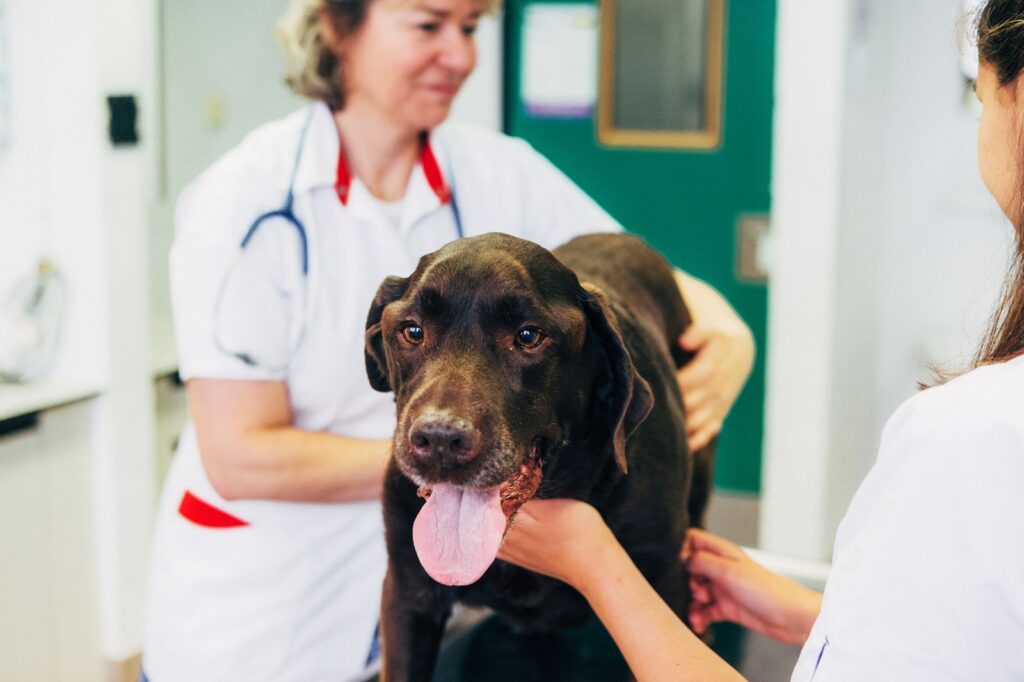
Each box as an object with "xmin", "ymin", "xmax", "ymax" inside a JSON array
[{"xmin": 0, "ymin": 403, "xmax": 104, "ymax": 682}]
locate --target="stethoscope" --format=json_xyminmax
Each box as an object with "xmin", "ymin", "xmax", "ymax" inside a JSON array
[{"xmin": 213, "ymin": 107, "xmax": 464, "ymax": 371}]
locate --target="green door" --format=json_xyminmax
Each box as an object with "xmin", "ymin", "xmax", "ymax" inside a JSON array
[{"xmin": 504, "ymin": 0, "xmax": 775, "ymax": 494}]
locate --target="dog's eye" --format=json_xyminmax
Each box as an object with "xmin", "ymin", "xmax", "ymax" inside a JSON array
[
  {"xmin": 401, "ymin": 324, "xmax": 425, "ymax": 346},
  {"xmin": 515, "ymin": 327, "xmax": 545, "ymax": 349}
]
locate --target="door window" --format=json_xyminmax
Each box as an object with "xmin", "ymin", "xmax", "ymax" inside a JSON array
[{"xmin": 599, "ymin": 0, "xmax": 724, "ymax": 149}]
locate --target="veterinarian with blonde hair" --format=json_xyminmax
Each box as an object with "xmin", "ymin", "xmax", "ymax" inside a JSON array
[
  {"xmin": 500, "ymin": 1, "xmax": 1024, "ymax": 679},
  {"xmin": 140, "ymin": 0, "xmax": 755, "ymax": 680}
]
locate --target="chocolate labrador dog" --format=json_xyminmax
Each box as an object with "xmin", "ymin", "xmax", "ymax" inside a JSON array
[{"xmin": 364, "ymin": 232, "xmax": 713, "ymax": 681}]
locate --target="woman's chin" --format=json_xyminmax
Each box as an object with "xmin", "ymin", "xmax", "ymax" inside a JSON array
[{"xmin": 406, "ymin": 102, "xmax": 455, "ymax": 131}]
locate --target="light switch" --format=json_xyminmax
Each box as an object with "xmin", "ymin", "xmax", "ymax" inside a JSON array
[
  {"xmin": 204, "ymin": 96, "xmax": 225, "ymax": 129},
  {"xmin": 736, "ymin": 214, "xmax": 771, "ymax": 283}
]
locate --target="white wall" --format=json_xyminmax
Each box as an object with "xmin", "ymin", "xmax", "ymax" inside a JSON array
[
  {"xmin": 760, "ymin": 0, "xmax": 850, "ymax": 561},
  {"xmin": 92, "ymin": 0, "xmax": 161, "ymax": 661},
  {"xmin": 873, "ymin": 1, "xmax": 1008, "ymax": 420},
  {"xmin": 0, "ymin": 0, "xmax": 161, "ymax": 669},
  {"xmin": 0, "ymin": 404, "xmax": 104, "ymax": 682},
  {"xmin": 761, "ymin": 0, "xmax": 1011, "ymax": 561},
  {"xmin": 448, "ymin": 11, "xmax": 504, "ymax": 132},
  {"xmin": 0, "ymin": 0, "xmax": 108, "ymax": 392}
]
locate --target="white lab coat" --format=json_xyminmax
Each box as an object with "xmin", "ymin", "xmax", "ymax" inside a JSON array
[
  {"xmin": 793, "ymin": 355, "xmax": 1024, "ymax": 681},
  {"xmin": 142, "ymin": 102, "xmax": 620, "ymax": 682}
]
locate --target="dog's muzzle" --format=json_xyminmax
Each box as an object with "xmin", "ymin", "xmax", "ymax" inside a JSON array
[{"xmin": 412, "ymin": 440, "xmax": 545, "ymax": 587}]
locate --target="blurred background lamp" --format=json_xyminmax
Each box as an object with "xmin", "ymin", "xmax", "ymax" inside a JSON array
[{"xmin": 0, "ymin": 259, "xmax": 65, "ymax": 383}]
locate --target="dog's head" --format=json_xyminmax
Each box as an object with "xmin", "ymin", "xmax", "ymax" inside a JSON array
[{"xmin": 365, "ymin": 233, "xmax": 652, "ymax": 584}]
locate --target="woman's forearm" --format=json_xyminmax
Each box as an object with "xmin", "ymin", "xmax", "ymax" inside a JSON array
[
  {"xmin": 189, "ymin": 378, "xmax": 392, "ymax": 503},
  {"xmin": 674, "ymin": 270, "xmax": 739, "ymax": 327},
  {"xmin": 671, "ymin": 269, "xmax": 755, "ymax": 451},
  {"xmin": 208, "ymin": 427, "xmax": 391, "ymax": 502},
  {"xmin": 577, "ymin": 541, "xmax": 745, "ymax": 682}
]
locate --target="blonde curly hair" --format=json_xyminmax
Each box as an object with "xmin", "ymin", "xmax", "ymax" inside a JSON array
[{"xmin": 276, "ymin": 0, "xmax": 500, "ymax": 110}]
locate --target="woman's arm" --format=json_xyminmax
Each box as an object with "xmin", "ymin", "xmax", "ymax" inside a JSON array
[
  {"xmin": 673, "ymin": 270, "xmax": 756, "ymax": 452},
  {"xmin": 580, "ymin": 537, "xmax": 745, "ymax": 682},
  {"xmin": 188, "ymin": 378, "xmax": 391, "ymax": 502},
  {"xmin": 685, "ymin": 529, "xmax": 822, "ymax": 646},
  {"xmin": 498, "ymin": 500, "xmax": 743, "ymax": 682}
]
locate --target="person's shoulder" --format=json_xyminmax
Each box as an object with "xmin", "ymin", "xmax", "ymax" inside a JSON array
[
  {"xmin": 913, "ymin": 356, "xmax": 1024, "ymax": 424},
  {"xmin": 883, "ymin": 356, "xmax": 1024, "ymax": 462},
  {"xmin": 434, "ymin": 123, "xmax": 581, "ymax": 207},
  {"xmin": 434, "ymin": 121, "xmax": 519, "ymax": 147},
  {"xmin": 176, "ymin": 107, "xmax": 310, "ymax": 234},
  {"xmin": 196, "ymin": 107, "xmax": 310, "ymax": 193},
  {"xmin": 435, "ymin": 122, "xmax": 539, "ymax": 163}
]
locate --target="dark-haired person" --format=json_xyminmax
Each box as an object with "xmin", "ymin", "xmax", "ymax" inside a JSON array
[
  {"xmin": 499, "ymin": 1, "xmax": 1024, "ymax": 680},
  {"xmin": 139, "ymin": 0, "xmax": 754, "ymax": 680}
]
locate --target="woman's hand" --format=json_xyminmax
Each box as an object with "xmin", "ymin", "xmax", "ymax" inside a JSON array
[
  {"xmin": 497, "ymin": 498, "xmax": 617, "ymax": 589},
  {"xmin": 684, "ymin": 528, "xmax": 822, "ymax": 646},
  {"xmin": 674, "ymin": 272, "xmax": 756, "ymax": 452}
]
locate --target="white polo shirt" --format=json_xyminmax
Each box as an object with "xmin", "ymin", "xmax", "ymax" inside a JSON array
[
  {"xmin": 792, "ymin": 356, "xmax": 1024, "ymax": 681},
  {"xmin": 142, "ymin": 102, "xmax": 620, "ymax": 682}
]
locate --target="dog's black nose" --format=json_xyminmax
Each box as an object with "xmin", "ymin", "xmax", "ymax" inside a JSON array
[{"xmin": 408, "ymin": 414, "xmax": 481, "ymax": 467}]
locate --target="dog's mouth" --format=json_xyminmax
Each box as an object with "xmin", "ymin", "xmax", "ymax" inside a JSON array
[{"xmin": 412, "ymin": 440, "xmax": 545, "ymax": 587}]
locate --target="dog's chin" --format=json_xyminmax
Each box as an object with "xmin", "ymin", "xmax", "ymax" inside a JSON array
[{"xmin": 413, "ymin": 438, "xmax": 546, "ymax": 521}]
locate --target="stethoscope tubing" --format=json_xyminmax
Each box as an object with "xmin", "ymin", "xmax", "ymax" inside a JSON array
[{"xmin": 214, "ymin": 106, "xmax": 462, "ymax": 369}]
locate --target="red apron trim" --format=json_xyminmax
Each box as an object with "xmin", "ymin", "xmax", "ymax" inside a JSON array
[
  {"xmin": 178, "ymin": 490, "xmax": 249, "ymax": 528},
  {"xmin": 334, "ymin": 134, "xmax": 450, "ymax": 206}
]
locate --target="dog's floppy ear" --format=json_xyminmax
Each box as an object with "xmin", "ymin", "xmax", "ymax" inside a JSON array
[
  {"xmin": 364, "ymin": 275, "xmax": 409, "ymax": 392},
  {"xmin": 579, "ymin": 283, "xmax": 654, "ymax": 474}
]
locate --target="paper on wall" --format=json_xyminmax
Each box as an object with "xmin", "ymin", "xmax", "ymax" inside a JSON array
[{"xmin": 521, "ymin": 4, "xmax": 599, "ymax": 119}]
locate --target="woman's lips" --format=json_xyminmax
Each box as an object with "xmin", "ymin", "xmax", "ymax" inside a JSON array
[{"xmin": 422, "ymin": 83, "xmax": 460, "ymax": 99}]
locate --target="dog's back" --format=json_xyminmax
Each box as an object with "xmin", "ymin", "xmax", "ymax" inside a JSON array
[
  {"xmin": 555, "ymin": 232, "xmax": 696, "ymax": 584},
  {"xmin": 554, "ymin": 233, "xmax": 692, "ymax": 369},
  {"xmin": 557, "ymin": 233, "xmax": 713, "ymax": 529}
]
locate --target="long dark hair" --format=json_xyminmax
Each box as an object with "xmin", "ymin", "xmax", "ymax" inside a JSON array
[{"xmin": 973, "ymin": 0, "xmax": 1024, "ymax": 368}]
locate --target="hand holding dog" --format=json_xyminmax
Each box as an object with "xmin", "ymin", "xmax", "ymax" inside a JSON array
[
  {"xmin": 498, "ymin": 498, "xmax": 618, "ymax": 590},
  {"xmin": 684, "ymin": 528, "xmax": 822, "ymax": 646},
  {"xmin": 674, "ymin": 273, "xmax": 756, "ymax": 452}
]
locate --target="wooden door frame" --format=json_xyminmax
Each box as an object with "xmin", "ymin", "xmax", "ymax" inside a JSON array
[{"xmin": 597, "ymin": 0, "xmax": 726, "ymax": 149}]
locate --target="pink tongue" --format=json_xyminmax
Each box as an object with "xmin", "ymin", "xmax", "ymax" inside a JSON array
[{"xmin": 412, "ymin": 483, "xmax": 506, "ymax": 586}]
